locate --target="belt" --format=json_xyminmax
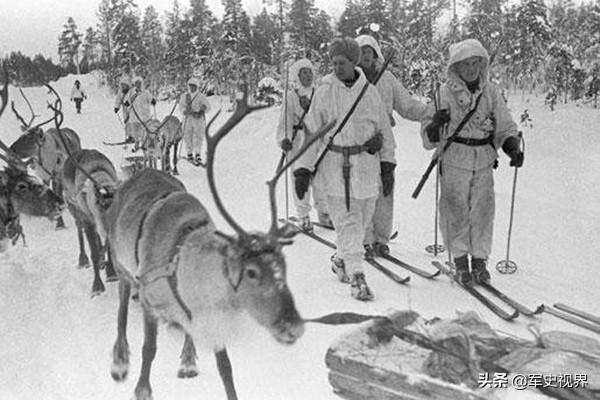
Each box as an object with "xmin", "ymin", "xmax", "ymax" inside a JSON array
[
  {"xmin": 328, "ymin": 143, "xmax": 369, "ymax": 155},
  {"xmin": 450, "ymin": 136, "xmax": 494, "ymax": 146}
]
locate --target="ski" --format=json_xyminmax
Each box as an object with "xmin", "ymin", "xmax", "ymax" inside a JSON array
[
  {"xmin": 443, "ymin": 261, "xmax": 540, "ymax": 316},
  {"xmin": 479, "ymin": 282, "xmax": 543, "ymax": 317},
  {"xmin": 184, "ymin": 158, "xmax": 206, "ymax": 168},
  {"xmin": 553, "ymin": 303, "xmax": 600, "ymax": 326},
  {"xmin": 280, "ymin": 218, "xmax": 410, "ymax": 285},
  {"xmin": 380, "ymin": 253, "xmax": 440, "ymax": 279},
  {"xmin": 103, "ymin": 140, "xmax": 132, "ymax": 146},
  {"xmin": 541, "ymin": 305, "xmax": 600, "ymax": 335},
  {"xmin": 432, "ymin": 261, "xmax": 519, "ymax": 321}
]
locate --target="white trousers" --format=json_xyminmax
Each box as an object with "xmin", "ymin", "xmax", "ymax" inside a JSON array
[
  {"xmin": 327, "ymin": 195, "xmax": 377, "ymax": 276},
  {"xmin": 183, "ymin": 116, "xmax": 205, "ymax": 155},
  {"xmin": 364, "ymin": 188, "xmax": 394, "ymax": 245},
  {"xmin": 439, "ymin": 164, "xmax": 495, "ymax": 259}
]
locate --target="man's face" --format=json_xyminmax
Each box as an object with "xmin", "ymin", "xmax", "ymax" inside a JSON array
[
  {"xmin": 359, "ymin": 46, "xmax": 376, "ymax": 70},
  {"xmin": 298, "ymin": 68, "xmax": 313, "ymax": 88},
  {"xmin": 332, "ymin": 55, "xmax": 355, "ymax": 82},
  {"xmin": 456, "ymin": 56, "xmax": 482, "ymax": 83},
  {"xmin": 189, "ymin": 84, "xmax": 198, "ymax": 93}
]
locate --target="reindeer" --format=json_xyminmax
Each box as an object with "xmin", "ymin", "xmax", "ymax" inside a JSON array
[
  {"xmin": 129, "ymin": 99, "xmax": 180, "ymax": 171},
  {"xmin": 9, "ymin": 85, "xmax": 82, "ymax": 229},
  {"xmin": 0, "ymin": 66, "xmax": 65, "ymax": 251},
  {"xmin": 103, "ymin": 88, "xmax": 334, "ymax": 400},
  {"xmin": 46, "ymin": 96, "xmax": 120, "ymax": 296},
  {"xmin": 149, "ymin": 115, "xmax": 183, "ymax": 174}
]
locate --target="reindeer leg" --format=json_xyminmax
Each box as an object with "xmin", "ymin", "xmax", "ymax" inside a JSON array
[
  {"xmin": 111, "ymin": 277, "xmax": 131, "ymax": 381},
  {"xmin": 134, "ymin": 309, "xmax": 158, "ymax": 400},
  {"xmin": 84, "ymin": 221, "xmax": 105, "ymax": 297},
  {"xmin": 53, "ymin": 179, "xmax": 67, "ymax": 230},
  {"xmin": 177, "ymin": 334, "xmax": 198, "ymax": 378},
  {"xmin": 215, "ymin": 347, "xmax": 238, "ymax": 400},
  {"xmin": 69, "ymin": 204, "xmax": 89, "ymax": 268},
  {"xmin": 164, "ymin": 146, "xmax": 171, "ymax": 173},
  {"xmin": 172, "ymin": 141, "xmax": 179, "ymax": 175},
  {"xmin": 104, "ymin": 242, "xmax": 118, "ymax": 282}
]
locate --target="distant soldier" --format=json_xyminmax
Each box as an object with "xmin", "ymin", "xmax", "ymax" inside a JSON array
[
  {"xmin": 179, "ymin": 77, "xmax": 210, "ymax": 166},
  {"xmin": 128, "ymin": 76, "xmax": 156, "ymax": 149},
  {"xmin": 114, "ymin": 76, "xmax": 134, "ymax": 143},
  {"xmin": 70, "ymin": 80, "xmax": 87, "ymax": 114},
  {"xmin": 276, "ymin": 58, "xmax": 331, "ymax": 231}
]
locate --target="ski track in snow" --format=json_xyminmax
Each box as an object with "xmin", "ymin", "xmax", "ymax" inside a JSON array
[{"xmin": 0, "ymin": 74, "xmax": 599, "ymax": 400}]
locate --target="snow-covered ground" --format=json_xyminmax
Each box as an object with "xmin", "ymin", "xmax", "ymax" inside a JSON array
[{"xmin": 0, "ymin": 74, "xmax": 599, "ymax": 400}]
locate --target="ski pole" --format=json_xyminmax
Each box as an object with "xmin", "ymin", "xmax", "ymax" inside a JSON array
[
  {"xmin": 496, "ymin": 132, "xmax": 523, "ymax": 274},
  {"xmin": 425, "ymin": 80, "xmax": 445, "ymax": 256}
]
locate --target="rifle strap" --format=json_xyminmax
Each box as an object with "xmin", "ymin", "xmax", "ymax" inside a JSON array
[{"xmin": 444, "ymin": 90, "xmax": 484, "ymax": 145}]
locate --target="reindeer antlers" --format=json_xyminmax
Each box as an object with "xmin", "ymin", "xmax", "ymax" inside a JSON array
[
  {"xmin": 204, "ymin": 84, "xmax": 269, "ymax": 239},
  {"xmin": 0, "ymin": 65, "xmax": 29, "ymax": 173}
]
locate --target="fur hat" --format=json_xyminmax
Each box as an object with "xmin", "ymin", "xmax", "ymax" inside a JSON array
[
  {"xmin": 187, "ymin": 77, "xmax": 201, "ymax": 87},
  {"xmin": 290, "ymin": 58, "xmax": 315, "ymax": 88},
  {"xmin": 355, "ymin": 35, "xmax": 385, "ymax": 63},
  {"xmin": 328, "ymin": 37, "xmax": 361, "ymax": 65}
]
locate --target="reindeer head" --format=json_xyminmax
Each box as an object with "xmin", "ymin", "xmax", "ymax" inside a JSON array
[
  {"xmin": 203, "ymin": 85, "xmax": 335, "ymax": 345},
  {"xmin": 0, "ymin": 64, "xmax": 64, "ymax": 232}
]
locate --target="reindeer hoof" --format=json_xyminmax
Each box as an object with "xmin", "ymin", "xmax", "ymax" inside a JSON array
[
  {"xmin": 79, "ymin": 254, "xmax": 90, "ymax": 269},
  {"xmin": 110, "ymin": 361, "xmax": 129, "ymax": 382},
  {"xmin": 172, "ymin": 170, "xmax": 179, "ymax": 176},
  {"xmin": 134, "ymin": 385, "xmax": 153, "ymax": 400},
  {"xmin": 177, "ymin": 363, "xmax": 199, "ymax": 379},
  {"xmin": 55, "ymin": 217, "xmax": 66, "ymax": 230},
  {"xmin": 91, "ymin": 281, "xmax": 106, "ymax": 298},
  {"xmin": 106, "ymin": 273, "xmax": 119, "ymax": 283}
]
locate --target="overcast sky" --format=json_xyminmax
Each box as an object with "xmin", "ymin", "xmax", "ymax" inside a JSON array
[{"xmin": 0, "ymin": 0, "xmax": 346, "ymax": 61}]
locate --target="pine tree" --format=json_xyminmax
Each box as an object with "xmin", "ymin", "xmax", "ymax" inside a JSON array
[
  {"xmin": 189, "ymin": 0, "xmax": 217, "ymax": 58},
  {"xmin": 221, "ymin": 0, "xmax": 252, "ymax": 55},
  {"xmin": 141, "ymin": 5, "xmax": 165, "ymax": 90},
  {"xmin": 113, "ymin": 11, "xmax": 143, "ymax": 72},
  {"xmin": 164, "ymin": 0, "xmax": 195, "ymax": 86},
  {"xmin": 288, "ymin": 0, "xmax": 315, "ymax": 51},
  {"xmin": 82, "ymin": 27, "xmax": 102, "ymax": 72},
  {"xmin": 337, "ymin": 0, "xmax": 368, "ymax": 37},
  {"xmin": 251, "ymin": 9, "xmax": 278, "ymax": 64},
  {"xmin": 58, "ymin": 17, "xmax": 82, "ymax": 74},
  {"xmin": 96, "ymin": 0, "xmax": 138, "ymax": 68}
]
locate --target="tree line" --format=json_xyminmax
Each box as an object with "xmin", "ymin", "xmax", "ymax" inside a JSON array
[{"xmin": 2, "ymin": 0, "xmax": 600, "ymax": 105}]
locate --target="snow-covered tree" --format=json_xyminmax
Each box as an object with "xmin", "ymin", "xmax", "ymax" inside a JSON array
[
  {"xmin": 251, "ymin": 9, "xmax": 278, "ymax": 64},
  {"xmin": 113, "ymin": 12, "xmax": 143, "ymax": 71},
  {"xmin": 140, "ymin": 6, "xmax": 165, "ymax": 92},
  {"xmin": 81, "ymin": 27, "xmax": 103, "ymax": 72},
  {"xmin": 189, "ymin": 0, "xmax": 217, "ymax": 58},
  {"xmin": 221, "ymin": 0, "xmax": 252, "ymax": 55},
  {"xmin": 337, "ymin": 0, "xmax": 368, "ymax": 37},
  {"xmin": 58, "ymin": 17, "xmax": 82, "ymax": 74},
  {"xmin": 164, "ymin": 0, "xmax": 195, "ymax": 86}
]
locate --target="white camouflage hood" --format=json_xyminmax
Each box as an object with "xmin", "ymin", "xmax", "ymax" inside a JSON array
[
  {"xmin": 290, "ymin": 58, "xmax": 315, "ymax": 91},
  {"xmin": 355, "ymin": 34, "xmax": 385, "ymax": 66},
  {"xmin": 446, "ymin": 38, "xmax": 489, "ymax": 84}
]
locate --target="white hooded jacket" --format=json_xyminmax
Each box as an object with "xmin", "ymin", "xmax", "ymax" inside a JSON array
[
  {"xmin": 299, "ymin": 68, "xmax": 395, "ymax": 200},
  {"xmin": 421, "ymin": 38, "xmax": 518, "ymax": 171},
  {"xmin": 276, "ymin": 58, "xmax": 316, "ymax": 149}
]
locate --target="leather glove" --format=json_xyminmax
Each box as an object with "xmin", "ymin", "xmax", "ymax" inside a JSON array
[
  {"xmin": 425, "ymin": 109, "xmax": 450, "ymax": 143},
  {"xmin": 151, "ymin": 98, "xmax": 156, "ymax": 106},
  {"xmin": 281, "ymin": 138, "xmax": 293, "ymax": 151},
  {"xmin": 114, "ymin": 107, "xmax": 119, "ymax": 113},
  {"xmin": 502, "ymin": 136, "xmax": 524, "ymax": 167},
  {"xmin": 365, "ymin": 132, "xmax": 383, "ymax": 155},
  {"xmin": 293, "ymin": 168, "xmax": 312, "ymax": 200},
  {"xmin": 123, "ymin": 101, "xmax": 130, "ymax": 107},
  {"xmin": 380, "ymin": 162, "xmax": 396, "ymax": 197},
  {"xmin": 298, "ymin": 95, "xmax": 311, "ymax": 112}
]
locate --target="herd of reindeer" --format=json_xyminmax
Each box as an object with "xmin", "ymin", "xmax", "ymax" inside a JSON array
[{"xmin": 0, "ymin": 67, "xmax": 335, "ymax": 400}]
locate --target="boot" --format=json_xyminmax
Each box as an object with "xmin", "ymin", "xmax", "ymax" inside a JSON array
[
  {"xmin": 363, "ymin": 244, "xmax": 375, "ymax": 261},
  {"xmin": 298, "ymin": 216, "xmax": 313, "ymax": 232},
  {"xmin": 330, "ymin": 254, "xmax": 350, "ymax": 283},
  {"xmin": 471, "ymin": 257, "xmax": 491, "ymax": 284},
  {"xmin": 194, "ymin": 154, "xmax": 203, "ymax": 166},
  {"xmin": 187, "ymin": 153, "xmax": 194, "ymax": 162},
  {"xmin": 317, "ymin": 212, "xmax": 334, "ymax": 229},
  {"xmin": 454, "ymin": 255, "xmax": 472, "ymax": 286},
  {"xmin": 372, "ymin": 242, "xmax": 390, "ymax": 257},
  {"xmin": 350, "ymin": 272, "xmax": 373, "ymax": 301}
]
